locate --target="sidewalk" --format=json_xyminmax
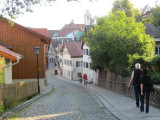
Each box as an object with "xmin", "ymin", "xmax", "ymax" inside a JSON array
[{"xmin": 57, "ymin": 75, "xmax": 160, "ymax": 120}]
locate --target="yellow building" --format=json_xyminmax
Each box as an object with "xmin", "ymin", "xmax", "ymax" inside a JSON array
[{"xmin": 0, "ymin": 44, "xmax": 23, "ymax": 84}]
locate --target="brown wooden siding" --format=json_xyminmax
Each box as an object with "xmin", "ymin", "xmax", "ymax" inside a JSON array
[{"xmin": 0, "ymin": 20, "xmax": 49, "ymax": 79}]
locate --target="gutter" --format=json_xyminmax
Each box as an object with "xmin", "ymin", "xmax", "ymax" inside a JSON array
[{"xmin": 2, "ymin": 56, "xmax": 23, "ymax": 84}]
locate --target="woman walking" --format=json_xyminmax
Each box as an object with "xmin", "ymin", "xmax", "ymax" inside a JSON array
[{"xmin": 140, "ymin": 68, "xmax": 152, "ymax": 113}]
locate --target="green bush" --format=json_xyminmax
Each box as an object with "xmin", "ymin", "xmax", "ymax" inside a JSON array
[
  {"xmin": 148, "ymin": 55, "xmax": 160, "ymax": 84},
  {"xmin": 127, "ymin": 57, "xmax": 151, "ymax": 73},
  {"xmin": 151, "ymin": 55, "xmax": 160, "ymax": 72},
  {"xmin": 149, "ymin": 71, "xmax": 160, "ymax": 84},
  {"xmin": 0, "ymin": 105, "xmax": 4, "ymax": 115}
]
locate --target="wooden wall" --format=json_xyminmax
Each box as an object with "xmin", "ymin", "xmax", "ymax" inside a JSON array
[{"xmin": 0, "ymin": 20, "xmax": 47, "ymax": 79}]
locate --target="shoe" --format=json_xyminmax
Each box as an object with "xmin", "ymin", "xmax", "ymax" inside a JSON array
[
  {"xmin": 136, "ymin": 105, "xmax": 139, "ymax": 107},
  {"xmin": 146, "ymin": 110, "xmax": 149, "ymax": 113},
  {"xmin": 140, "ymin": 109, "xmax": 144, "ymax": 112}
]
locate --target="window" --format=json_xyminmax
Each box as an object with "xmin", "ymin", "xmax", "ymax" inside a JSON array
[
  {"xmin": 70, "ymin": 61, "xmax": 72, "ymax": 66},
  {"xmin": 81, "ymin": 61, "xmax": 83, "ymax": 66},
  {"xmin": 88, "ymin": 63, "xmax": 90, "ymax": 68},
  {"xmin": 83, "ymin": 49, "xmax": 85, "ymax": 55},
  {"xmin": 67, "ymin": 60, "xmax": 69, "ymax": 65},
  {"xmin": 83, "ymin": 49, "xmax": 89, "ymax": 55},
  {"xmin": 83, "ymin": 62, "xmax": 90, "ymax": 68},
  {"xmin": 50, "ymin": 58, "xmax": 54, "ymax": 63},
  {"xmin": 86, "ymin": 49, "xmax": 88, "ymax": 55},
  {"xmin": 76, "ymin": 61, "xmax": 79, "ymax": 67},
  {"xmin": 64, "ymin": 59, "xmax": 73, "ymax": 66},
  {"xmin": 76, "ymin": 61, "xmax": 82, "ymax": 67},
  {"xmin": 155, "ymin": 47, "xmax": 160, "ymax": 55},
  {"xmin": 86, "ymin": 63, "xmax": 88, "ymax": 68}
]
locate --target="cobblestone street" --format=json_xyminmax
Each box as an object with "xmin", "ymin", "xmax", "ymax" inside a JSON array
[{"xmin": 9, "ymin": 72, "xmax": 117, "ymax": 120}]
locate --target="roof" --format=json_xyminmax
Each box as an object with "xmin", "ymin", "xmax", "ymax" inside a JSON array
[
  {"xmin": 64, "ymin": 42, "xmax": 83, "ymax": 58},
  {"xmin": 144, "ymin": 24, "xmax": 160, "ymax": 38},
  {"xmin": 58, "ymin": 24, "xmax": 85, "ymax": 37},
  {"xmin": 0, "ymin": 44, "xmax": 23, "ymax": 61},
  {"xmin": 52, "ymin": 38, "xmax": 73, "ymax": 48},
  {"xmin": 31, "ymin": 28, "xmax": 48, "ymax": 37},
  {"xmin": 48, "ymin": 30, "xmax": 60, "ymax": 38},
  {"xmin": 142, "ymin": 4, "xmax": 152, "ymax": 15},
  {"xmin": 62, "ymin": 24, "xmax": 85, "ymax": 30},
  {"xmin": 1, "ymin": 18, "xmax": 51, "ymax": 44}
]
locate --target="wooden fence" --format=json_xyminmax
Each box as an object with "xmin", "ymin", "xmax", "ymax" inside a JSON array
[{"xmin": 0, "ymin": 81, "xmax": 38, "ymax": 105}]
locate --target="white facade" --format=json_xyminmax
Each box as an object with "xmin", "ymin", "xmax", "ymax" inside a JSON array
[
  {"xmin": 84, "ymin": 10, "xmax": 91, "ymax": 25},
  {"xmin": 48, "ymin": 44, "xmax": 58, "ymax": 71},
  {"xmin": 62, "ymin": 47, "xmax": 83, "ymax": 80},
  {"xmin": 83, "ymin": 44, "xmax": 98, "ymax": 85}
]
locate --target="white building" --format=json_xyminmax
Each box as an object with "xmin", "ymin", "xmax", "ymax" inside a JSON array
[
  {"xmin": 62, "ymin": 42, "xmax": 83, "ymax": 80},
  {"xmin": 48, "ymin": 43, "xmax": 58, "ymax": 73},
  {"xmin": 82, "ymin": 10, "xmax": 98, "ymax": 85}
]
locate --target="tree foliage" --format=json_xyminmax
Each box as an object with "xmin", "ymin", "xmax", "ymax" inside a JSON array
[
  {"xmin": 83, "ymin": 11, "xmax": 155, "ymax": 76},
  {"xmin": 0, "ymin": 0, "xmax": 53, "ymax": 18},
  {"xmin": 145, "ymin": 6, "xmax": 160, "ymax": 29},
  {"xmin": 112, "ymin": 0, "xmax": 142, "ymax": 22}
]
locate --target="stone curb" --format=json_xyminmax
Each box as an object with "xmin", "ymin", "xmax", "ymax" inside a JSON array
[{"xmin": 0, "ymin": 84, "xmax": 53, "ymax": 120}]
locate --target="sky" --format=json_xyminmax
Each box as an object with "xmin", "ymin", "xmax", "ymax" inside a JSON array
[{"xmin": 11, "ymin": 0, "xmax": 158, "ymax": 30}]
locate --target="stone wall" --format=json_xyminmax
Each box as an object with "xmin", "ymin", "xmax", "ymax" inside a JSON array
[{"xmin": 98, "ymin": 69, "xmax": 160, "ymax": 108}]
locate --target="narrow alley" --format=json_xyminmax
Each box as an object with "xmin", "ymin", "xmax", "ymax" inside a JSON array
[{"xmin": 9, "ymin": 71, "xmax": 117, "ymax": 120}]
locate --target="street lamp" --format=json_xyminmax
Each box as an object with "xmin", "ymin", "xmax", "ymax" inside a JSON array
[{"xmin": 34, "ymin": 46, "xmax": 40, "ymax": 94}]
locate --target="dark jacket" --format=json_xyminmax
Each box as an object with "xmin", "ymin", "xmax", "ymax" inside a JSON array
[
  {"xmin": 133, "ymin": 69, "xmax": 141, "ymax": 85},
  {"xmin": 141, "ymin": 75, "xmax": 151, "ymax": 92}
]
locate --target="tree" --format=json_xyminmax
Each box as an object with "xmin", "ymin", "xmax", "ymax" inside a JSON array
[
  {"xmin": 112, "ymin": 0, "xmax": 142, "ymax": 22},
  {"xmin": 145, "ymin": 6, "xmax": 160, "ymax": 29},
  {"xmin": 0, "ymin": 0, "xmax": 95, "ymax": 19},
  {"xmin": 83, "ymin": 11, "xmax": 155, "ymax": 76}
]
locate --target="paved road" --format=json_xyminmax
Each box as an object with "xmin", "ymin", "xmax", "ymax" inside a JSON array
[{"xmin": 10, "ymin": 73, "xmax": 117, "ymax": 120}]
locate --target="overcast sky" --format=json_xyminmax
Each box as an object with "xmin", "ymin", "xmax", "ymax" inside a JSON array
[{"xmin": 12, "ymin": 0, "xmax": 158, "ymax": 30}]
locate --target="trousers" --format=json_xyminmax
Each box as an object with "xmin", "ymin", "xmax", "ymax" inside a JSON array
[
  {"xmin": 134, "ymin": 85, "xmax": 141, "ymax": 106},
  {"xmin": 140, "ymin": 91, "xmax": 150, "ymax": 112}
]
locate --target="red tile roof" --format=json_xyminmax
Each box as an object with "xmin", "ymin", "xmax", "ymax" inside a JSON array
[
  {"xmin": 0, "ymin": 44, "xmax": 23, "ymax": 61},
  {"xmin": 64, "ymin": 42, "xmax": 83, "ymax": 58},
  {"xmin": 62, "ymin": 24, "xmax": 85, "ymax": 29},
  {"xmin": 31, "ymin": 28, "xmax": 49, "ymax": 37},
  {"xmin": 58, "ymin": 24, "xmax": 85, "ymax": 37},
  {"xmin": 48, "ymin": 30, "xmax": 60, "ymax": 38}
]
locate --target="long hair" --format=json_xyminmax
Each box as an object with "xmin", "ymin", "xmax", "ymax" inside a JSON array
[{"xmin": 142, "ymin": 68, "xmax": 147, "ymax": 77}]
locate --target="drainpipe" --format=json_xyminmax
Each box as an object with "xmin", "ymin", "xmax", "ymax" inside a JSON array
[{"xmin": 2, "ymin": 57, "xmax": 23, "ymax": 84}]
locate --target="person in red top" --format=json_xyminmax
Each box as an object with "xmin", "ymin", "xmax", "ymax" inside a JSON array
[{"xmin": 83, "ymin": 73, "xmax": 88, "ymax": 86}]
